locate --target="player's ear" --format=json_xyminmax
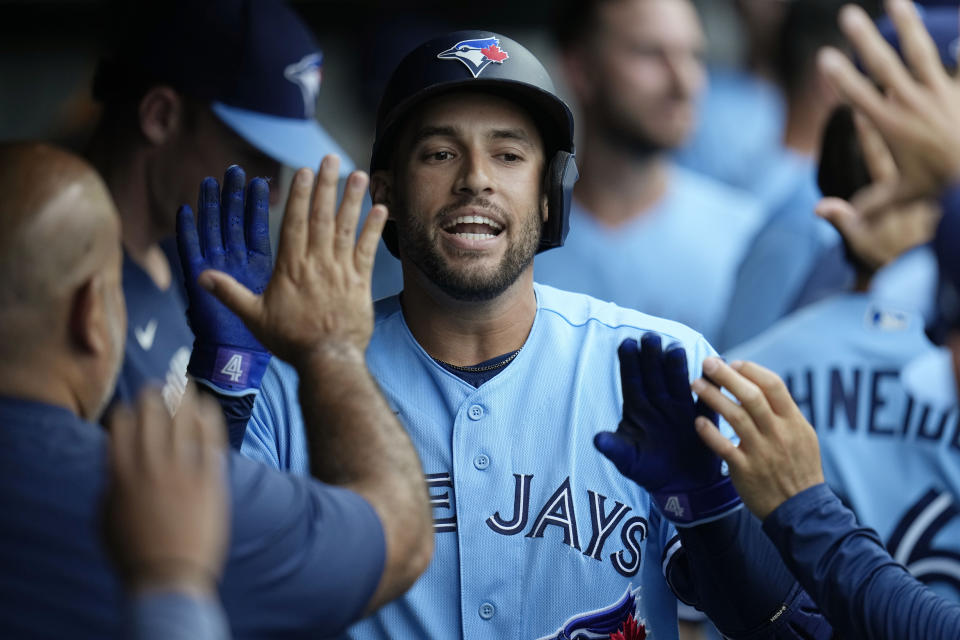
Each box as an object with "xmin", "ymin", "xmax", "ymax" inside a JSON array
[
  {"xmin": 540, "ymin": 191, "xmax": 549, "ymax": 224},
  {"xmin": 138, "ymin": 85, "xmax": 183, "ymax": 146},
  {"xmin": 370, "ymin": 170, "xmax": 394, "ymax": 218},
  {"xmin": 69, "ymin": 275, "xmax": 108, "ymax": 356}
]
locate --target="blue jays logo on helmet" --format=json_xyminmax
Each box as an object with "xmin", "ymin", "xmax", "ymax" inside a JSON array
[
  {"xmin": 537, "ymin": 585, "xmax": 647, "ymax": 640},
  {"xmin": 437, "ymin": 36, "xmax": 510, "ymax": 78}
]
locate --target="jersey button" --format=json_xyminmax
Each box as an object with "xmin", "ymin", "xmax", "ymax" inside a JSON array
[
  {"xmin": 474, "ymin": 454, "xmax": 490, "ymax": 470},
  {"xmin": 478, "ymin": 601, "xmax": 495, "ymax": 620},
  {"xmin": 468, "ymin": 404, "xmax": 485, "ymax": 420}
]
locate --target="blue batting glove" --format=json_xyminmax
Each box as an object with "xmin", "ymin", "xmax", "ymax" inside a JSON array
[
  {"xmin": 594, "ymin": 333, "xmax": 742, "ymax": 527},
  {"xmin": 176, "ymin": 165, "xmax": 272, "ymax": 396}
]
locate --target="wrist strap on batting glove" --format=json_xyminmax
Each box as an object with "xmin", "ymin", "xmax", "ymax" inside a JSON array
[{"xmin": 188, "ymin": 343, "xmax": 271, "ymax": 397}]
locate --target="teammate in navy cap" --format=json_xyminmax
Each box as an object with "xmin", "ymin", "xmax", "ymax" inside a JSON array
[
  {"xmin": 0, "ymin": 142, "xmax": 432, "ymax": 637},
  {"xmin": 210, "ymin": 28, "xmax": 833, "ymax": 639},
  {"xmin": 86, "ymin": 0, "xmax": 353, "ymax": 416}
]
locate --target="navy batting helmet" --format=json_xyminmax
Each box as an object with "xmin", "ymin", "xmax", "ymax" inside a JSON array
[{"xmin": 370, "ymin": 30, "xmax": 578, "ymax": 256}]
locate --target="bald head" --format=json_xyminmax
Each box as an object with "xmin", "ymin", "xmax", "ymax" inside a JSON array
[
  {"xmin": 0, "ymin": 142, "xmax": 126, "ymax": 419},
  {"xmin": 0, "ymin": 142, "xmax": 120, "ymax": 309}
]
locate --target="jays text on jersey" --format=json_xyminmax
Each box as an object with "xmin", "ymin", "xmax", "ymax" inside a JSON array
[
  {"xmin": 242, "ymin": 284, "xmax": 730, "ymax": 640},
  {"xmin": 728, "ymin": 293, "xmax": 960, "ymax": 602},
  {"xmin": 533, "ymin": 167, "xmax": 765, "ymax": 347}
]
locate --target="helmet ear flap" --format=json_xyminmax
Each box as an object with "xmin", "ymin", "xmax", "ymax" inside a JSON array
[
  {"xmin": 538, "ymin": 150, "xmax": 579, "ymax": 253},
  {"xmin": 383, "ymin": 220, "xmax": 400, "ymax": 258}
]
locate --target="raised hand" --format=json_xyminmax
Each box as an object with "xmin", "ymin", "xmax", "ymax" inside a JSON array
[
  {"xmin": 815, "ymin": 111, "xmax": 942, "ymax": 273},
  {"xmin": 594, "ymin": 333, "xmax": 742, "ymax": 527},
  {"xmin": 177, "ymin": 164, "xmax": 273, "ymax": 395},
  {"xmin": 693, "ymin": 359, "xmax": 825, "ymax": 521},
  {"xmin": 195, "ymin": 155, "xmax": 387, "ymax": 368},
  {"xmin": 102, "ymin": 387, "xmax": 229, "ymax": 596},
  {"xmin": 818, "ymin": 0, "xmax": 960, "ymax": 214}
]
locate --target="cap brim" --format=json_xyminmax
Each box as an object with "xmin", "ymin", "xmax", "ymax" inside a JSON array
[{"xmin": 211, "ymin": 102, "xmax": 355, "ymax": 175}]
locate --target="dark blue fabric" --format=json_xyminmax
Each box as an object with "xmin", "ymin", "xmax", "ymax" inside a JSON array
[
  {"xmin": 765, "ymin": 483, "xmax": 960, "ymax": 640},
  {"xmin": 671, "ymin": 507, "xmax": 833, "ymax": 639},
  {"xmin": 112, "ymin": 251, "xmax": 194, "ymax": 411},
  {"xmin": 94, "ymin": 0, "xmax": 321, "ymax": 120},
  {"xmin": 0, "ymin": 396, "xmax": 385, "ymax": 638}
]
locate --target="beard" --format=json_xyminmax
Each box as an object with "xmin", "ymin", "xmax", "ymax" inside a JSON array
[
  {"xmin": 593, "ymin": 93, "xmax": 691, "ymax": 156},
  {"xmin": 395, "ymin": 195, "xmax": 542, "ymax": 302}
]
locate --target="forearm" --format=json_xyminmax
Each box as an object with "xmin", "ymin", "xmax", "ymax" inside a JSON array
[
  {"xmin": 764, "ymin": 484, "xmax": 960, "ymax": 640},
  {"xmin": 296, "ymin": 342, "xmax": 433, "ymax": 609},
  {"xmin": 672, "ymin": 508, "xmax": 832, "ymax": 639}
]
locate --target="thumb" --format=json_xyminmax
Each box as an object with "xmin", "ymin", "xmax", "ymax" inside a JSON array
[
  {"xmin": 815, "ymin": 196, "xmax": 858, "ymax": 235},
  {"xmin": 197, "ymin": 269, "xmax": 261, "ymax": 326}
]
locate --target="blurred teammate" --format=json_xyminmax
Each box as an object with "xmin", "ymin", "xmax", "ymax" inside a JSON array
[
  {"xmin": 86, "ymin": 0, "xmax": 351, "ymax": 412},
  {"xmin": 0, "ymin": 142, "xmax": 431, "ymax": 637},
  {"xmin": 675, "ymin": 0, "xmax": 788, "ymax": 192},
  {"xmin": 535, "ymin": 0, "xmax": 764, "ymax": 346},
  {"xmin": 717, "ymin": 0, "xmax": 850, "ymax": 349}
]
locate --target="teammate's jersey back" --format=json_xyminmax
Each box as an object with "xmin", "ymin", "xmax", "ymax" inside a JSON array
[{"xmin": 728, "ymin": 294, "xmax": 960, "ymax": 602}]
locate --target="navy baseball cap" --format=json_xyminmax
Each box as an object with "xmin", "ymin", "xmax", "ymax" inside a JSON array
[
  {"xmin": 876, "ymin": 5, "xmax": 960, "ymax": 70},
  {"xmin": 92, "ymin": 0, "xmax": 353, "ymax": 172}
]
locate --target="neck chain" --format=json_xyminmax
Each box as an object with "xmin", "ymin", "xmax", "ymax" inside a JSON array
[{"xmin": 433, "ymin": 349, "xmax": 522, "ymax": 373}]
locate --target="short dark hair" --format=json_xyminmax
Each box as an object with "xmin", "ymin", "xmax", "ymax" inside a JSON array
[
  {"xmin": 775, "ymin": 0, "xmax": 847, "ymax": 98},
  {"xmin": 552, "ymin": 0, "xmax": 617, "ymax": 49}
]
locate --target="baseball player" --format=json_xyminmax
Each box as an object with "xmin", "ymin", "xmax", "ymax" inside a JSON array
[
  {"xmin": 86, "ymin": 0, "xmax": 352, "ymax": 416},
  {"xmin": 534, "ymin": 0, "xmax": 765, "ymax": 347},
  {"xmin": 201, "ymin": 31, "xmax": 832, "ymax": 639},
  {"xmin": 727, "ymin": 1, "xmax": 960, "ymax": 604},
  {"xmin": 0, "ymin": 142, "xmax": 431, "ymax": 637}
]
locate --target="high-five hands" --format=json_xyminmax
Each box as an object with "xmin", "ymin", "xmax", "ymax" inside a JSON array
[
  {"xmin": 595, "ymin": 334, "xmax": 742, "ymax": 527},
  {"xmin": 693, "ymin": 359, "xmax": 825, "ymax": 521},
  {"xmin": 818, "ymin": 0, "xmax": 960, "ymax": 213},
  {"xmin": 190, "ymin": 156, "xmax": 387, "ymax": 369},
  {"xmin": 816, "ymin": 111, "xmax": 942, "ymax": 273}
]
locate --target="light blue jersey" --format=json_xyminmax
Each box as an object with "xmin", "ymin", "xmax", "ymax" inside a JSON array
[
  {"xmin": 243, "ymin": 284, "xmax": 728, "ymax": 640},
  {"xmin": 728, "ymin": 294, "xmax": 960, "ymax": 602},
  {"xmin": 533, "ymin": 167, "xmax": 764, "ymax": 346},
  {"xmin": 717, "ymin": 150, "xmax": 838, "ymax": 351},
  {"xmin": 675, "ymin": 67, "xmax": 785, "ymax": 193}
]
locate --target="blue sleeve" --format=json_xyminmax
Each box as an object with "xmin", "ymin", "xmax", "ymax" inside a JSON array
[
  {"xmin": 210, "ymin": 393, "xmax": 255, "ymax": 450},
  {"xmin": 218, "ymin": 452, "xmax": 385, "ymax": 636},
  {"xmin": 935, "ymin": 183, "xmax": 960, "ymax": 285},
  {"xmin": 668, "ymin": 508, "xmax": 832, "ymax": 639},
  {"xmin": 763, "ymin": 483, "xmax": 960, "ymax": 640},
  {"xmin": 129, "ymin": 592, "xmax": 229, "ymax": 640}
]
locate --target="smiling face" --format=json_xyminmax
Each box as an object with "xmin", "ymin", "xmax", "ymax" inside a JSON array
[{"xmin": 381, "ymin": 90, "xmax": 547, "ymax": 302}]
